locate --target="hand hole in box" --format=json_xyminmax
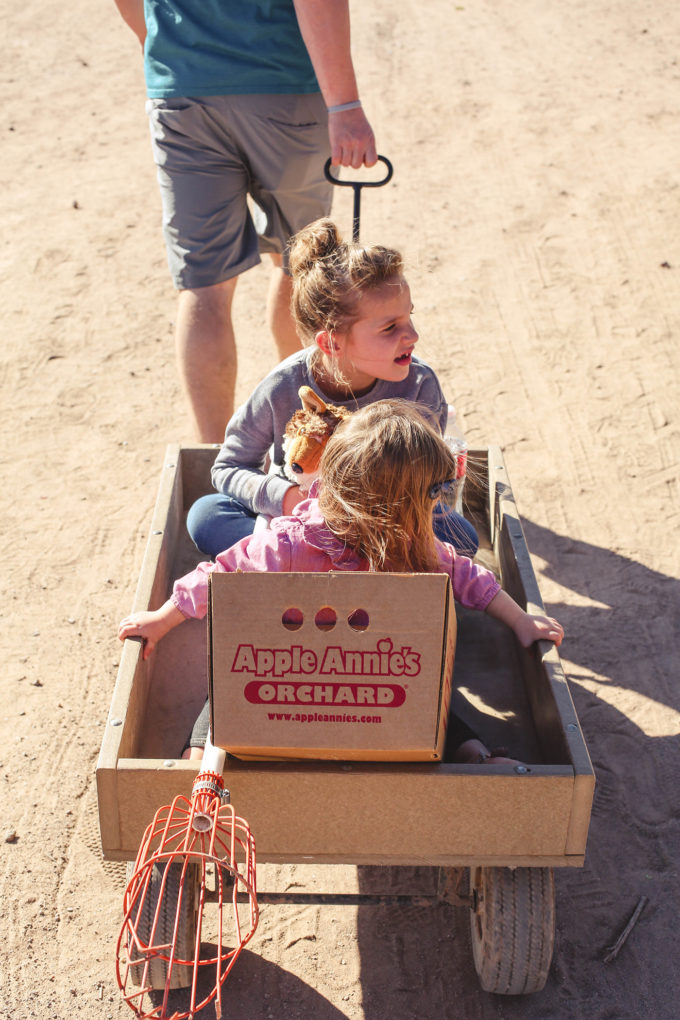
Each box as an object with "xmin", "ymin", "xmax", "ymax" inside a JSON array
[
  {"xmin": 282, "ymin": 607, "xmax": 304, "ymax": 630},
  {"xmin": 314, "ymin": 606, "xmax": 337, "ymax": 631},
  {"xmin": 347, "ymin": 608, "xmax": 369, "ymax": 631}
]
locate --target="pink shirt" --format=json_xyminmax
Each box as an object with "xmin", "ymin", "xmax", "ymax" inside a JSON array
[{"xmin": 171, "ymin": 498, "xmax": 500, "ymax": 620}]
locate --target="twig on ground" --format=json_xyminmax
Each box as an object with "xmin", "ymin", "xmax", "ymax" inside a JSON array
[{"xmin": 603, "ymin": 895, "xmax": 648, "ymax": 963}]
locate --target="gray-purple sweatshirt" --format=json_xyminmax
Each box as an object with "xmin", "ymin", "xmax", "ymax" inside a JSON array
[{"xmin": 210, "ymin": 348, "xmax": 448, "ymax": 517}]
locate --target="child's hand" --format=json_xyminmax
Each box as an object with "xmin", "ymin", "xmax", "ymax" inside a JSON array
[
  {"xmin": 486, "ymin": 590, "xmax": 563, "ymax": 648},
  {"xmin": 118, "ymin": 611, "xmax": 165, "ymax": 660},
  {"xmin": 513, "ymin": 612, "xmax": 564, "ymax": 649},
  {"xmin": 282, "ymin": 484, "xmax": 306, "ymax": 516},
  {"xmin": 118, "ymin": 601, "xmax": 185, "ymax": 660}
]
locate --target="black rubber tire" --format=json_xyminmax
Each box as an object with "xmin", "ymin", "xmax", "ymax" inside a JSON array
[
  {"xmin": 469, "ymin": 865, "xmax": 555, "ymax": 995},
  {"xmin": 125, "ymin": 860, "xmax": 200, "ymax": 990}
]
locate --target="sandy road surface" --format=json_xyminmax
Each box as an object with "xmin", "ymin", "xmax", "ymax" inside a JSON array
[{"xmin": 1, "ymin": 1, "xmax": 679, "ymax": 1017}]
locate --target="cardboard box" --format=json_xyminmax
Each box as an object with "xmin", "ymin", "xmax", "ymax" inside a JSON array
[{"xmin": 208, "ymin": 571, "xmax": 456, "ymax": 761}]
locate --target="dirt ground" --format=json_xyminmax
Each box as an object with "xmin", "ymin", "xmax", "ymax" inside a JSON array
[{"xmin": 2, "ymin": 0, "xmax": 679, "ymax": 1017}]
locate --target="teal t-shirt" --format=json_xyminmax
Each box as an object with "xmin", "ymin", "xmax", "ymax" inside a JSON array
[{"xmin": 144, "ymin": 0, "xmax": 320, "ymax": 98}]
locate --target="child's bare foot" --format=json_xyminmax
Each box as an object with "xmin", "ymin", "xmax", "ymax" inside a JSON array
[{"xmin": 453, "ymin": 738, "xmax": 523, "ymax": 766}]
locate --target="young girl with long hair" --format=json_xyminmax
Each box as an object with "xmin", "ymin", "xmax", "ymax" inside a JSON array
[
  {"xmin": 119, "ymin": 401, "xmax": 563, "ymax": 763},
  {"xmin": 186, "ymin": 217, "xmax": 478, "ymax": 559}
]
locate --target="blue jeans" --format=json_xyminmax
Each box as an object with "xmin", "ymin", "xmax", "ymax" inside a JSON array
[
  {"xmin": 187, "ymin": 494, "xmax": 479, "ymax": 559},
  {"xmin": 432, "ymin": 504, "xmax": 478, "ymax": 556}
]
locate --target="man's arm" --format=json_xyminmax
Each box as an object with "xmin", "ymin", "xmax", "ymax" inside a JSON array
[
  {"xmin": 293, "ymin": 0, "xmax": 377, "ymax": 168},
  {"xmin": 113, "ymin": 0, "xmax": 146, "ymax": 47}
]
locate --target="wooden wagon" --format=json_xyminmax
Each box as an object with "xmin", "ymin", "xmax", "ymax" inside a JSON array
[{"xmin": 97, "ymin": 444, "xmax": 594, "ymax": 995}]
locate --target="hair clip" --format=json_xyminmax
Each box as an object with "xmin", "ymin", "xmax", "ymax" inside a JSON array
[{"xmin": 429, "ymin": 478, "xmax": 456, "ymax": 500}]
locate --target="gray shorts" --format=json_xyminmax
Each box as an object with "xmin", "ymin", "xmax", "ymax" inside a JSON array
[{"xmin": 146, "ymin": 93, "xmax": 333, "ymax": 290}]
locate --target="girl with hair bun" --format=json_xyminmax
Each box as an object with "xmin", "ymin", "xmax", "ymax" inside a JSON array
[{"xmin": 186, "ymin": 218, "xmax": 478, "ymax": 558}]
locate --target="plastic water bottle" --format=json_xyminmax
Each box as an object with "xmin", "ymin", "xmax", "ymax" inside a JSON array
[{"xmin": 443, "ymin": 405, "xmax": 468, "ymax": 514}]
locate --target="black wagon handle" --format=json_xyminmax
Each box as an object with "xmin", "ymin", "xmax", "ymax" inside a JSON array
[{"xmin": 323, "ymin": 155, "xmax": 394, "ymax": 241}]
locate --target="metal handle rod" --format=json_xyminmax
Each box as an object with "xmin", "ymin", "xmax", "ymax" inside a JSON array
[{"xmin": 323, "ymin": 155, "xmax": 394, "ymax": 241}]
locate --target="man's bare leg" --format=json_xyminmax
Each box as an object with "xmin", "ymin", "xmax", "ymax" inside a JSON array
[
  {"xmin": 176, "ymin": 259, "xmax": 300, "ymax": 442},
  {"xmin": 267, "ymin": 253, "xmax": 302, "ymax": 360},
  {"xmin": 175, "ymin": 278, "xmax": 238, "ymax": 443}
]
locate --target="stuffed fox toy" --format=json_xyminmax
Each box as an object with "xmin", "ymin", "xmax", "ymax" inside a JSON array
[{"xmin": 282, "ymin": 385, "xmax": 351, "ymax": 494}]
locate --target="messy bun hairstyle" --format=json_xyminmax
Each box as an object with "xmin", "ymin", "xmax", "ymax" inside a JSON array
[
  {"xmin": 289, "ymin": 218, "xmax": 404, "ymax": 344},
  {"xmin": 318, "ymin": 399, "xmax": 457, "ymax": 572}
]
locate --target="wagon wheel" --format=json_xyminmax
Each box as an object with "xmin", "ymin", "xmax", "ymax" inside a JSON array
[
  {"xmin": 125, "ymin": 860, "xmax": 201, "ymax": 990},
  {"xmin": 469, "ymin": 865, "xmax": 555, "ymax": 995}
]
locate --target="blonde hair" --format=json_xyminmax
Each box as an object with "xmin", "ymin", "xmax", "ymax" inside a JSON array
[
  {"xmin": 318, "ymin": 400, "xmax": 457, "ymax": 572},
  {"xmin": 289, "ymin": 218, "xmax": 404, "ymax": 345}
]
